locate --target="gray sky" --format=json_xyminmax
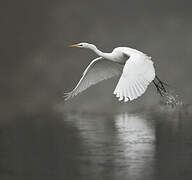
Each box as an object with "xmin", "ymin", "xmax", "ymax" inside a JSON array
[{"xmin": 1, "ymin": 0, "xmax": 192, "ymax": 117}]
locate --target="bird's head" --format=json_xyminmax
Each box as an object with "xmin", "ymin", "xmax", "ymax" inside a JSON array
[{"xmin": 69, "ymin": 42, "xmax": 96, "ymax": 49}]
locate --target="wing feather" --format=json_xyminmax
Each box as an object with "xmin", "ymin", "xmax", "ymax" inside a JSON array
[
  {"xmin": 65, "ymin": 57, "xmax": 123, "ymax": 100},
  {"xmin": 114, "ymin": 53, "xmax": 155, "ymax": 101}
]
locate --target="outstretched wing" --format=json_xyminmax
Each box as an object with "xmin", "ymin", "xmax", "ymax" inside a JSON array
[
  {"xmin": 64, "ymin": 57, "xmax": 123, "ymax": 100},
  {"xmin": 113, "ymin": 53, "xmax": 155, "ymax": 102}
]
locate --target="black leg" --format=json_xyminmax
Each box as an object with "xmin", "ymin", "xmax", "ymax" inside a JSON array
[
  {"xmin": 153, "ymin": 75, "xmax": 168, "ymax": 96},
  {"xmin": 153, "ymin": 80, "xmax": 163, "ymax": 96},
  {"xmin": 155, "ymin": 75, "xmax": 167, "ymax": 92}
]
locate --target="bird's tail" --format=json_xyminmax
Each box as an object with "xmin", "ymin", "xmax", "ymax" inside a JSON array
[{"xmin": 153, "ymin": 75, "xmax": 168, "ymax": 96}]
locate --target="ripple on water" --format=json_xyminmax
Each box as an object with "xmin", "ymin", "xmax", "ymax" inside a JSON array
[{"xmin": 159, "ymin": 88, "xmax": 183, "ymax": 107}]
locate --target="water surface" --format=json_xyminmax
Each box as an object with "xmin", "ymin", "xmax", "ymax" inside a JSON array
[{"xmin": 1, "ymin": 107, "xmax": 192, "ymax": 180}]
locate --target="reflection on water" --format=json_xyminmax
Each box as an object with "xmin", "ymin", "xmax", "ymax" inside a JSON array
[
  {"xmin": 115, "ymin": 113, "xmax": 155, "ymax": 180},
  {"xmin": 1, "ymin": 107, "xmax": 192, "ymax": 180},
  {"xmin": 66, "ymin": 113, "xmax": 155, "ymax": 180}
]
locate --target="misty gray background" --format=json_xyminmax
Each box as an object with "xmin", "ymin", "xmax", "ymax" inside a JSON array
[
  {"xmin": 1, "ymin": 0, "xmax": 192, "ymax": 117},
  {"xmin": 1, "ymin": 1, "xmax": 192, "ymax": 180}
]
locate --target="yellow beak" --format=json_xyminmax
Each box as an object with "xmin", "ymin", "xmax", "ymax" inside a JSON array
[{"xmin": 68, "ymin": 44, "xmax": 79, "ymax": 47}]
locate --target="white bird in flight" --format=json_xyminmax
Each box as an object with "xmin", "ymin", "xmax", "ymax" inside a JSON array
[{"xmin": 64, "ymin": 42, "xmax": 167, "ymax": 102}]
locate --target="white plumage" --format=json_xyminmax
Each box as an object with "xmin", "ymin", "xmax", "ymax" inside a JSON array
[
  {"xmin": 65, "ymin": 43, "xmax": 156, "ymax": 102},
  {"xmin": 114, "ymin": 53, "xmax": 155, "ymax": 101}
]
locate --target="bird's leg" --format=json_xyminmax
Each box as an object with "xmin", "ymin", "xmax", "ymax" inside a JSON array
[
  {"xmin": 153, "ymin": 76, "xmax": 168, "ymax": 96},
  {"xmin": 153, "ymin": 80, "xmax": 163, "ymax": 96},
  {"xmin": 155, "ymin": 75, "xmax": 167, "ymax": 92}
]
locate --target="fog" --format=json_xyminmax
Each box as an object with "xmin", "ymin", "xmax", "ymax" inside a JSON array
[
  {"xmin": 1, "ymin": 0, "xmax": 192, "ymax": 117},
  {"xmin": 2, "ymin": 1, "xmax": 192, "ymax": 180}
]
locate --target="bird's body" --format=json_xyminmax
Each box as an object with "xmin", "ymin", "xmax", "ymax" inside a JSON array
[{"xmin": 65, "ymin": 43, "xmax": 165, "ymax": 102}]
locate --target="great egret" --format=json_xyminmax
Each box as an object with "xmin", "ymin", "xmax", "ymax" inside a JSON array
[{"xmin": 64, "ymin": 42, "xmax": 166, "ymax": 102}]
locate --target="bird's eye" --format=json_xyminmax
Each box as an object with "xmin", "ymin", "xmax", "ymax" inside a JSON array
[{"xmin": 79, "ymin": 44, "xmax": 83, "ymax": 46}]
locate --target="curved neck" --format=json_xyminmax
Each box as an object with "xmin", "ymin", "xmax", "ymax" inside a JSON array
[{"xmin": 89, "ymin": 46, "xmax": 112, "ymax": 60}]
